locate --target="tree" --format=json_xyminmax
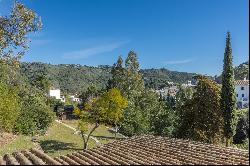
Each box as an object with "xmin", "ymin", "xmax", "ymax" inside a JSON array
[
  {"xmin": 0, "ymin": 1, "xmax": 42, "ymax": 60},
  {"xmin": 176, "ymin": 76, "xmax": 224, "ymax": 144},
  {"xmin": 141, "ymin": 89, "xmax": 176, "ymax": 137},
  {"xmin": 175, "ymin": 85, "xmax": 193, "ymax": 110},
  {"xmin": 109, "ymin": 51, "xmax": 149, "ymax": 136},
  {"xmin": 97, "ymin": 88, "xmax": 128, "ymax": 139},
  {"xmin": 0, "ymin": 1, "xmax": 41, "ymax": 133},
  {"xmin": 221, "ymin": 32, "xmax": 237, "ymax": 146},
  {"xmin": 14, "ymin": 87, "xmax": 54, "ymax": 135},
  {"xmin": 0, "ymin": 82, "xmax": 21, "ymax": 133},
  {"xmin": 75, "ymin": 88, "xmax": 127, "ymax": 149},
  {"xmin": 107, "ymin": 56, "xmax": 125, "ymax": 91},
  {"xmin": 233, "ymin": 109, "xmax": 249, "ymax": 144}
]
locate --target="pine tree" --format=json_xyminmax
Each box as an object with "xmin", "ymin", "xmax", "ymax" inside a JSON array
[{"xmin": 221, "ymin": 32, "xmax": 237, "ymax": 146}]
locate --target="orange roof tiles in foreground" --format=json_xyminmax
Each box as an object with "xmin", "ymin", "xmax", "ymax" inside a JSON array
[{"xmin": 0, "ymin": 135, "xmax": 249, "ymax": 165}]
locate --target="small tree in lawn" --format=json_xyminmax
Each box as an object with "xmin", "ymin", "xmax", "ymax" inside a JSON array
[{"xmin": 74, "ymin": 88, "xmax": 127, "ymax": 150}]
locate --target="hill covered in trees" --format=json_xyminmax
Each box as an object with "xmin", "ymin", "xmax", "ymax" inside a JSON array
[
  {"xmin": 20, "ymin": 62, "xmax": 197, "ymax": 94},
  {"xmin": 215, "ymin": 61, "xmax": 249, "ymax": 83}
]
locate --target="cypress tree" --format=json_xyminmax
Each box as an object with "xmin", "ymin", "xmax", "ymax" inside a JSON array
[{"xmin": 221, "ymin": 32, "xmax": 237, "ymax": 146}]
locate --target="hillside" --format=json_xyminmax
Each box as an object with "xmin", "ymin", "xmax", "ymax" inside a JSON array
[
  {"xmin": 20, "ymin": 62, "xmax": 197, "ymax": 93},
  {"xmin": 215, "ymin": 61, "xmax": 249, "ymax": 83},
  {"xmin": 140, "ymin": 68, "xmax": 196, "ymax": 89}
]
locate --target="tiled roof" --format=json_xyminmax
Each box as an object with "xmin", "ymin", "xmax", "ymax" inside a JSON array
[
  {"xmin": 235, "ymin": 80, "xmax": 249, "ymax": 86},
  {"xmin": 0, "ymin": 148, "xmax": 61, "ymax": 165},
  {"xmin": 0, "ymin": 135, "xmax": 249, "ymax": 165}
]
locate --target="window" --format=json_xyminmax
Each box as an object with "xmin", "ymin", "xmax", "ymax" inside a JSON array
[
  {"xmin": 241, "ymin": 87, "xmax": 244, "ymax": 90},
  {"xmin": 237, "ymin": 94, "xmax": 238, "ymax": 97},
  {"xmin": 242, "ymin": 94, "xmax": 244, "ymax": 97}
]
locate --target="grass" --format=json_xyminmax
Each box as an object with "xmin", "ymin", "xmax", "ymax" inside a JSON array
[
  {"xmin": 0, "ymin": 135, "xmax": 35, "ymax": 156},
  {"xmin": 1, "ymin": 120, "xmax": 124, "ymax": 157},
  {"xmin": 63, "ymin": 119, "xmax": 124, "ymax": 139},
  {"xmin": 38, "ymin": 122, "xmax": 96, "ymax": 157}
]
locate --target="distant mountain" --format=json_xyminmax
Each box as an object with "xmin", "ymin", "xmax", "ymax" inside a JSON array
[
  {"xmin": 20, "ymin": 62, "xmax": 197, "ymax": 94},
  {"xmin": 215, "ymin": 61, "xmax": 249, "ymax": 83}
]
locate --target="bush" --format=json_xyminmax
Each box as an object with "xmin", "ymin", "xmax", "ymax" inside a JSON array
[
  {"xmin": 233, "ymin": 109, "xmax": 249, "ymax": 144},
  {"xmin": 14, "ymin": 88, "xmax": 55, "ymax": 135},
  {"xmin": 0, "ymin": 82, "xmax": 21, "ymax": 132}
]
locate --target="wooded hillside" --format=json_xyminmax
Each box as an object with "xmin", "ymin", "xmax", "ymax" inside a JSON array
[{"xmin": 20, "ymin": 62, "xmax": 197, "ymax": 93}]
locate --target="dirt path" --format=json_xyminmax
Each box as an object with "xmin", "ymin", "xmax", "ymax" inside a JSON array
[{"xmin": 0, "ymin": 133, "xmax": 17, "ymax": 147}]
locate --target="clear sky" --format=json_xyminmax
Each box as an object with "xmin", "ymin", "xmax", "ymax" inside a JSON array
[{"xmin": 0, "ymin": 0, "xmax": 249, "ymax": 76}]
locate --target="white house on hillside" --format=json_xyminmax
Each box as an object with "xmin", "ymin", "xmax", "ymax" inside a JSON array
[
  {"xmin": 69, "ymin": 95, "xmax": 81, "ymax": 103},
  {"xmin": 235, "ymin": 78, "xmax": 249, "ymax": 108},
  {"xmin": 49, "ymin": 89, "xmax": 65, "ymax": 102}
]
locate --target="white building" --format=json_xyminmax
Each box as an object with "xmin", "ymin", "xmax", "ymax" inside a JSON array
[
  {"xmin": 49, "ymin": 89, "xmax": 61, "ymax": 100},
  {"xmin": 182, "ymin": 80, "xmax": 196, "ymax": 88},
  {"xmin": 69, "ymin": 95, "xmax": 81, "ymax": 103},
  {"xmin": 235, "ymin": 78, "xmax": 249, "ymax": 108},
  {"xmin": 49, "ymin": 89, "xmax": 65, "ymax": 102}
]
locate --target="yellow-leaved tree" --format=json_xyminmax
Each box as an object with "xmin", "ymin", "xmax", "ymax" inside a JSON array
[{"xmin": 74, "ymin": 88, "xmax": 128, "ymax": 150}]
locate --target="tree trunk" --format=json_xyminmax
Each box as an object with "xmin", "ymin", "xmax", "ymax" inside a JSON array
[
  {"xmin": 84, "ymin": 122, "xmax": 99, "ymax": 150},
  {"xmin": 80, "ymin": 131, "xmax": 87, "ymax": 150},
  {"xmin": 225, "ymin": 138, "xmax": 230, "ymax": 147},
  {"xmin": 114, "ymin": 125, "xmax": 118, "ymax": 140}
]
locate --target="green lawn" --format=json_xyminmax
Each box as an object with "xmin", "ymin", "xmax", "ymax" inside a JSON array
[
  {"xmin": 0, "ymin": 122, "xmax": 95, "ymax": 157},
  {"xmin": 1, "ymin": 120, "xmax": 123, "ymax": 157},
  {"xmin": 63, "ymin": 119, "xmax": 124, "ymax": 139},
  {"xmin": 38, "ymin": 122, "xmax": 96, "ymax": 157},
  {"xmin": 0, "ymin": 135, "xmax": 35, "ymax": 156}
]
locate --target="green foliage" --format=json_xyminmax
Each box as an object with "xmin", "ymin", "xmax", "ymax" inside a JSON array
[
  {"xmin": 234, "ymin": 61, "xmax": 249, "ymax": 80},
  {"xmin": 0, "ymin": 1, "xmax": 53, "ymax": 137},
  {"xmin": 79, "ymin": 85, "xmax": 103, "ymax": 103},
  {"xmin": 75, "ymin": 88, "xmax": 127, "ymax": 149},
  {"xmin": 109, "ymin": 51, "xmax": 177, "ymax": 137},
  {"xmin": 221, "ymin": 32, "xmax": 237, "ymax": 146},
  {"xmin": 20, "ymin": 62, "xmax": 198, "ymax": 94},
  {"xmin": 233, "ymin": 109, "xmax": 249, "ymax": 144},
  {"xmin": 0, "ymin": 82, "xmax": 21, "ymax": 132},
  {"xmin": 107, "ymin": 56, "xmax": 125, "ymax": 91},
  {"xmin": 175, "ymin": 85, "xmax": 193, "ymax": 109},
  {"xmin": 20, "ymin": 62, "xmax": 112, "ymax": 94},
  {"xmin": 144, "ymin": 90, "xmax": 176, "ymax": 137},
  {"xmin": 176, "ymin": 76, "xmax": 224, "ymax": 144},
  {"xmin": 215, "ymin": 61, "xmax": 249, "ymax": 83},
  {"xmin": 0, "ymin": 1, "xmax": 42, "ymax": 59},
  {"xmin": 235, "ymin": 138, "xmax": 249, "ymax": 150},
  {"xmin": 97, "ymin": 88, "xmax": 128, "ymax": 126},
  {"xmin": 14, "ymin": 87, "xmax": 55, "ymax": 135},
  {"xmin": 142, "ymin": 68, "xmax": 197, "ymax": 89},
  {"xmin": 111, "ymin": 51, "xmax": 148, "ymax": 136}
]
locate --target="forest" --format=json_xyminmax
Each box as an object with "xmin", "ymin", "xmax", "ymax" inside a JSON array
[
  {"xmin": 20, "ymin": 62, "xmax": 197, "ymax": 94},
  {"xmin": 20, "ymin": 60, "xmax": 249, "ymax": 94},
  {"xmin": 0, "ymin": 1, "xmax": 248, "ymax": 156}
]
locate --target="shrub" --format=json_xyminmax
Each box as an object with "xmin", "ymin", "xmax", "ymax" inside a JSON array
[
  {"xmin": 14, "ymin": 88, "xmax": 55, "ymax": 135},
  {"xmin": 0, "ymin": 82, "xmax": 21, "ymax": 132}
]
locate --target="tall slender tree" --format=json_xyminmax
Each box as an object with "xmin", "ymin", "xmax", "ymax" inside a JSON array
[
  {"xmin": 108, "ymin": 56, "xmax": 125, "ymax": 91},
  {"xmin": 221, "ymin": 32, "xmax": 237, "ymax": 146}
]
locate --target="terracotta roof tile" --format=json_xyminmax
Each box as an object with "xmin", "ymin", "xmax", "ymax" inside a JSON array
[
  {"xmin": 0, "ymin": 135, "xmax": 249, "ymax": 165},
  {"xmin": 235, "ymin": 80, "xmax": 249, "ymax": 86}
]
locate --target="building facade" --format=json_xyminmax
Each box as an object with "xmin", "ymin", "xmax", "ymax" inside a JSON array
[
  {"xmin": 235, "ymin": 78, "xmax": 249, "ymax": 108},
  {"xmin": 49, "ymin": 89, "xmax": 65, "ymax": 102}
]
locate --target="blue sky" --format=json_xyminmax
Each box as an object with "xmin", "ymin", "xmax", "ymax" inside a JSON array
[{"xmin": 0, "ymin": 0, "xmax": 249, "ymax": 76}]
